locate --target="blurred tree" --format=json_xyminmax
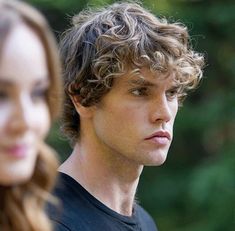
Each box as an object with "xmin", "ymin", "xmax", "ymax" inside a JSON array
[{"xmin": 26, "ymin": 0, "xmax": 87, "ymax": 36}]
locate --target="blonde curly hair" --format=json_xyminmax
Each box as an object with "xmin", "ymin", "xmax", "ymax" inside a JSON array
[
  {"xmin": 0, "ymin": 0, "xmax": 62, "ymax": 230},
  {"xmin": 60, "ymin": 1, "xmax": 204, "ymax": 146}
]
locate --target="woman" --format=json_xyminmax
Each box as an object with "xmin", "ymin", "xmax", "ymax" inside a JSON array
[{"xmin": 0, "ymin": 0, "xmax": 62, "ymax": 230}]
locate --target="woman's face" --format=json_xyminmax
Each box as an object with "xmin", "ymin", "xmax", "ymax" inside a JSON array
[{"xmin": 0, "ymin": 23, "xmax": 51, "ymax": 185}]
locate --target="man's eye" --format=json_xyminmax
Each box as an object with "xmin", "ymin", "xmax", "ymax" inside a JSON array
[
  {"xmin": 130, "ymin": 87, "xmax": 148, "ymax": 96},
  {"xmin": 166, "ymin": 88, "xmax": 179, "ymax": 100}
]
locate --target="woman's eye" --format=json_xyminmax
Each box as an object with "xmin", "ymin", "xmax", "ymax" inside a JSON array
[
  {"xmin": 31, "ymin": 88, "xmax": 48, "ymax": 102},
  {"xmin": 131, "ymin": 87, "xmax": 148, "ymax": 96},
  {"xmin": 0, "ymin": 90, "xmax": 8, "ymax": 101}
]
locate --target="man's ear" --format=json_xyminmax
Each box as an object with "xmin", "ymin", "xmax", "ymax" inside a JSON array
[{"xmin": 70, "ymin": 95, "xmax": 95, "ymax": 118}]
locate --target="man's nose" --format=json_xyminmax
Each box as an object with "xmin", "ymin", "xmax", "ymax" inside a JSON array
[{"xmin": 149, "ymin": 96, "xmax": 171, "ymax": 124}]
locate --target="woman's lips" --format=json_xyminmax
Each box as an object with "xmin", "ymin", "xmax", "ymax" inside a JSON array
[{"xmin": 4, "ymin": 144, "xmax": 29, "ymax": 158}]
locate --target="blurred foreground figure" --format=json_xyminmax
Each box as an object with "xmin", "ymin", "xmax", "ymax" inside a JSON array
[
  {"xmin": 48, "ymin": 2, "xmax": 204, "ymax": 231},
  {"xmin": 0, "ymin": 0, "xmax": 62, "ymax": 230}
]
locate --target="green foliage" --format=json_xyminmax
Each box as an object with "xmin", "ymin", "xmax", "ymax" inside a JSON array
[
  {"xmin": 28, "ymin": 0, "xmax": 235, "ymax": 230},
  {"xmin": 26, "ymin": 0, "xmax": 87, "ymax": 35},
  {"xmin": 46, "ymin": 122, "xmax": 72, "ymax": 162}
]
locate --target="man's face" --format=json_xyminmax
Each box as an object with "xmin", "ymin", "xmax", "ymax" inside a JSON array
[{"xmin": 89, "ymin": 68, "xmax": 179, "ymax": 167}]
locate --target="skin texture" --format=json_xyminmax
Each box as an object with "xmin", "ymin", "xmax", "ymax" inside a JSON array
[
  {"xmin": 88, "ymin": 69, "xmax": 178, "ymax": 166},
  {"xmin": 60, "ymin": 68, "xmax": 179, "ymax": 215},
  {"xmin": 90, "ymin": 68, "xmax": 178, "ymax": 167},
  {"xmin": 0, "ymin": 23, "xmax": 50, "ymax": 186}
]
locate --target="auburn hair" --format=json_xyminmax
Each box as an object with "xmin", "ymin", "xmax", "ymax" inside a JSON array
[{"xmin": 0, "ymin": 0, "xmax": 62, "ymax": 230}]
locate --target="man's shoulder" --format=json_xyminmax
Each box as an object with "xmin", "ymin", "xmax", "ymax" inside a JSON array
[
  {"xmin": 135, "ymin": 203, "xmax": 158, "ymax": 231},
  {"xmin": 47, "ymin": 173, "xmax": 89, "ymax": 231}
]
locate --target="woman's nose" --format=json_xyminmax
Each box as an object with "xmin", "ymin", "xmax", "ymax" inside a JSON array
[{"xmin": 9, "ymin": 94, "xmax": 33, "ymax": 134}]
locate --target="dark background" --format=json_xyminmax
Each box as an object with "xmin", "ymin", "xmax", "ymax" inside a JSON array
[{"xmin": 27, "ymin": 0, "xmax": 235, "ymax": 230}]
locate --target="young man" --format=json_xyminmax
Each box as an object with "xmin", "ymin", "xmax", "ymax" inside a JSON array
[{"xmin": 48, "ymin": 2, "xmax": 204, "ymax": 231}]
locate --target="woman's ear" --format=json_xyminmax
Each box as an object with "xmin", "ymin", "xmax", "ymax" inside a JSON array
[{"xmin": 70, "ymin": 95, "xmax": 95, "ymax": 118}]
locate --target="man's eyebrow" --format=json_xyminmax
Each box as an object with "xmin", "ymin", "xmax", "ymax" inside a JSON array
[{"xmin": 128, "ymin": 78, "xmax": 155, "ymax": 87}]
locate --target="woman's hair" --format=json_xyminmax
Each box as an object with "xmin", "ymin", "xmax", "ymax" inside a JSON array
[
  {"xmin": 59, "ymin": 2, "xmax": 204, "ymax": 146},
  {"xmin": 0, "ymin": 0, "xmax": 62, "ymax": 230}
]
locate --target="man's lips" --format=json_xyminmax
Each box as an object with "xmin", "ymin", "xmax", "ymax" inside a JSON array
[
  {"xmin": 145, "ymin": 131, "xmax": 171, "ymax": 141},
  {"xmin": 144, "ymin": 131, "xmax": 171, "ymax": 146}
]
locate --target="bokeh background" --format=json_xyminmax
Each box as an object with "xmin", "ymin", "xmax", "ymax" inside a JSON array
[{"xmin": 27, "ymin": 0, "xmax": 235, "ymax": 230}]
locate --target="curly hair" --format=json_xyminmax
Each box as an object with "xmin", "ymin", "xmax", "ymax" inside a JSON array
[
  {"xmin": 0, "ymin": 0, "xmax": 62, "ymax": 231},
  {"xmin": 60, "ymin": 1, "xmax": 204, "ymax": 146}
]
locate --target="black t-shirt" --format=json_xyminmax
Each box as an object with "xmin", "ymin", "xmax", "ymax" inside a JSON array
[{"xmin": 47, "ymin": 173, "xmax": 158, "ymax": 231}]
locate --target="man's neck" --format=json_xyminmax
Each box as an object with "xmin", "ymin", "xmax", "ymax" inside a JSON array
[{"xmin": 59, "ymin": 143, "xmax": 143, "ymax": 216}]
